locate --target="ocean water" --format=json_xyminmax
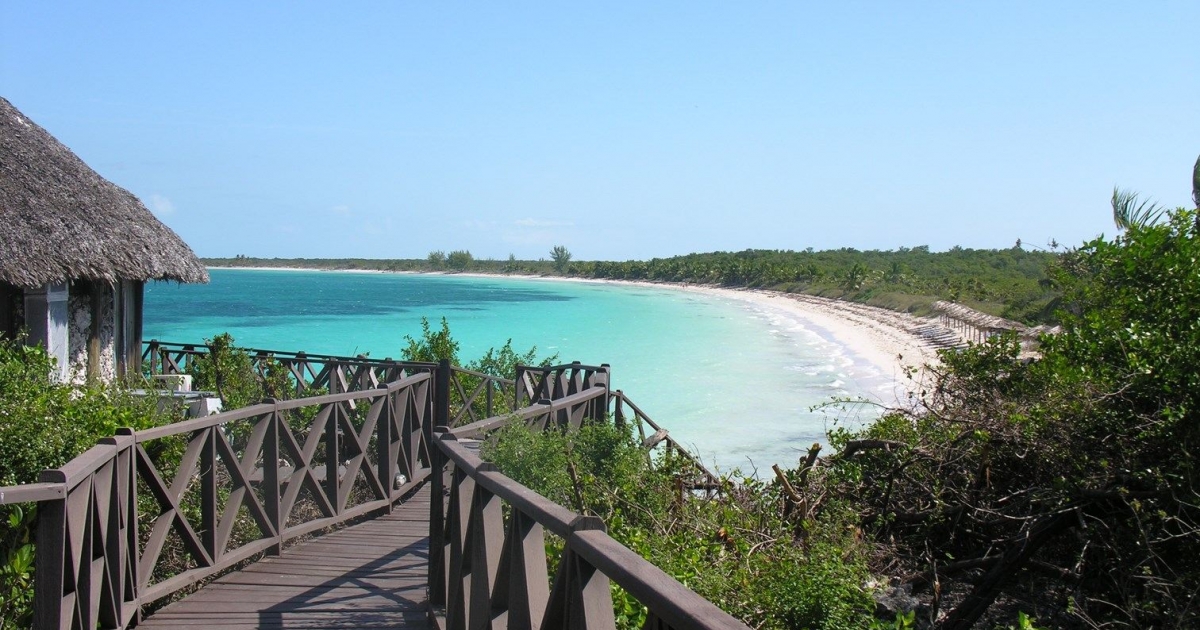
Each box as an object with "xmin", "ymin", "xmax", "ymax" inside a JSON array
[{"xmin": 144, "ymin": 269, "xmax": 894, "ymax": 470}]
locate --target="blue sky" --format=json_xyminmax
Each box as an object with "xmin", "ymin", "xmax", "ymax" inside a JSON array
[{"xmin": 3, "ymin": 3, "xmax": 1197, "ymax": 260}]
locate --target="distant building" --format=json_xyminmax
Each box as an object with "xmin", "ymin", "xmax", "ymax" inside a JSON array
[{"xmin": 0, "ymin": 96, "xmax": 208, "ymax": 382}]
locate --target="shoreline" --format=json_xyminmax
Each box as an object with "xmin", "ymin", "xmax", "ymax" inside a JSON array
[{"xmin": 210, "ymin": 265, "xmax": 941, "ymax": 395}]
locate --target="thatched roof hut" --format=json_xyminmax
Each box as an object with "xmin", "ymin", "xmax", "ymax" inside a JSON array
[
  {"xmin": 0, "ymin": 96, "xmax": 208, "ymax": 382},
  {"xmin": 932, "ymin": 301, "xmax": 1027, "ymax": 335},
  {"xmin": 0, "ymin": 96, "xmax": 208, "ymax": 287},
  {"xmin": 932, "ymin": 300, "xmax": 1059, "ymax": 356}
]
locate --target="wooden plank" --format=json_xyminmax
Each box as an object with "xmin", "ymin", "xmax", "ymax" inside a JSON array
[
  {"xmin": 131, "ymin": 612, "xmax": 426, "ymax": 628},
  {"xmin": 138, "ymin": 486, "xmax": 432, "ymax": 629},
  {"xmin": 156, "ymin": 589, "xmax": 425, "ymax": 611},
  {"xmin": 215, "ymin": 572, "xmax": 425, "ymax": 588}
]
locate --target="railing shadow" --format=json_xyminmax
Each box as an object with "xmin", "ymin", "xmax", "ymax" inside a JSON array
[{"xmin": 252, "ymin": 537, "xmax": 430, "ymax": 628}]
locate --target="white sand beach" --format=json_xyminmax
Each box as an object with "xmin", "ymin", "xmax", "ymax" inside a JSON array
[{"xmin": 687, "ymin": 286, "xmax": 938, "ymax": 381}]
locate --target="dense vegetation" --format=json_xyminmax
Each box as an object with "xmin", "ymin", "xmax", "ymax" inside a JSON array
[
  {"xmin": 484, "ymin": 421, "xmax": 882, "ymax": 630},
  {"xmin": 0, "ymin": 341, "xmax": 175, "ymax": 628},
  {"xmin": 205, "ymin": 244, "xmax": 1061, "ymax": 324},
  {"xmin": 820, "ymin": 208, "xmax": 1200, "ymax": 628},
  {"xmin": 475, "ymin": 209, "xmax": 1200, "ymax": 629}
]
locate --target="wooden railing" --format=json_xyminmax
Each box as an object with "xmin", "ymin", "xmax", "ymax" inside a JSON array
[
  {"xmin": 1, "ymin": 369, "xmax": 433, "ymax": 630},
  {"xmin": 143, "ymin": 340, "xmax": 434, "ymax": 395},
  {"xmin": 613, "ymin": 390, "xmax": 721, "ymax": 491},
  {"xmin": 515, "ymin": 361, "xmax": 610, "ymax": 409},
  {"xmin": 446, "ymin": 365, "xmax": 516, "ymax": 427},
  {"xmin": 3, "ymin": 349, "xmax": 733, "ymax": 629},
  {"xmin": 143, "ymin": 340, "xmax": 514, "ymax": 422},
  {"xmin": 428, "ymin": 401, "xmax": 748, "ymax": 630}
]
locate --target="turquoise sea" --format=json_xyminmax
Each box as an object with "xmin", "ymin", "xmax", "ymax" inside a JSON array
[{"xmin": 144, "ymin": 269, "xmax": 893, "ymax": 470}]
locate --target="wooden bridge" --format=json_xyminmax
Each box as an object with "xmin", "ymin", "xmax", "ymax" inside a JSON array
[{"xmin": 1, "ymin": 344, "xmax": 742, "ymax": 630}]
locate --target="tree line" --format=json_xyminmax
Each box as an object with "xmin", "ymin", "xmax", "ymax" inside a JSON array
[{"xmin": 205, "ymin": 243, "xmax": 1060, "ymax": 325}]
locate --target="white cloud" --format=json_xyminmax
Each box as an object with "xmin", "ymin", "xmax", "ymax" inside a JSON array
[
  {"xmin": 514, "ymin": 218, "xmax": 574, "ymax": 228},
  {"xmin": 148, "ymin": 194, "xmax": 175, "ymax": 217},
  {"xmin": 331, "ymin": 204, "xmax": 351, "ymax": 216}
]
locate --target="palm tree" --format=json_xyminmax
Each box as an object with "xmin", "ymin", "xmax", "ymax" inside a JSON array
[
  {"xmin": 1112, "ymin": 154, "xmax": 1200, "ymax": 230},
  {"xmin": 1192, "ymin": 154, "xmax": 1199, "ymax": 209},
  {"xmin": 549, "ymin": 245, "xmax": 571, "ymax": 273},
  {"xmin": 1111, "ymin": 187, "xmax": 1164, "ymax": 231}
]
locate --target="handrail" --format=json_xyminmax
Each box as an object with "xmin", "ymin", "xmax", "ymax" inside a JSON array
[
  {"xmin": 143, "ymin": 339, "xmax": 424, "ymax": 367},
  {"xmin": 5, "ymin": 347, "xmax": 736, "ymax": 630},
  {"xmin": 613, "ymin": 390, "xmax": 721, "ymax": 490},
  {"xmin": 449, "ymin": 387, "xmax": 611, "ymax": 440},
  {"xmin": 142, "ymin": 339, "xmax": 436, "ymax": 397},
  {"xmin": 142, "ymin": 340, "xmax": 515, "ymax": 423},
  {"xmin": 429, "ymin": 432, "xmax": 750, "ymax": 630},
  {"xmin": 515, "ymin": 361, "xmax": 610, "ymax": 409},
  {"xmin": 11, "ymin": 368, "xmax": 435, "ymax": 630},
  {"xmin": 0, "ymin": 482, "xmax": 65, "ymax": 504}
]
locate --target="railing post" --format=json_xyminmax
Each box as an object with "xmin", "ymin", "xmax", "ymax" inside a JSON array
[
  {"xmin": 613, "ymin": 389, "xmax": 626, "ymax": 430},
  {"xmin": 146, "ymin": 339, "xmax": 160, "ymax": 376},
  {"xmin": 429, "ymin": 427, "xmax": 452, "ymax": 611},
  {"xmin": 514, "ymin": 365, "xmax": 528, "ymax": 408},
  {"xmin": 262, "ymin": 399, "xmax": 283, "ymax": 556},
  {"xmin": 34, "ymin": 470, "xmax": 67, "ymax": 630},
  {"xmin": 435, "ymin": 359, "xmax": 451, "ymax": 430},
  {"xmin": 200, "ymin": 427, "xmax": 218, "ymax": 562},
  {"xmin": 594, "ymin": 364, "xmax": 611, "ymax": 423},
  {"xmin": 325, "ymin": 397, "xmax": 340, "ymax": 515},
  {"xmin": 294, "ymin": 351, "xmax": 308, "ymax": 394},
  {"xmin": 543, "ymin": 516, "xmax": 615, "ymax": 630},
  {"xmin": 376, "ymin": 384, "xmax": 395, "ymax": 508},
  {"xmin": 467, "ymin": 463, "xmax": 504, "ymax": 628},
  {"xmin": 113, "ymin": 429, "xmax": 141, "ymax": 627}
]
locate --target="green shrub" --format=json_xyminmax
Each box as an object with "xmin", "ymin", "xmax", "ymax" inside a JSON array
[
  {"xmin": 401, "ymin": 317, "xmax": 460, "ymax": 364},
  {"xmin": 0, "ymin": 340, "xmax": 170, "ymax": 488},
  {"xmin": 403, "ymin": 318, "xmax": 557, "ymax": 420},
  {"xmin": 0, "ymin": 506, "xmax": 34, "ymax": 630},
  {"xmin": 187, "ymin": 332, "xmax": 294, "ymax": 409},
  {"xmin": 0, "ymin": 339, "xmax": 176, "ymax": 629},
  {"xmin": 823, "ymin": 208, "xmax": 1200, "ymax": 627},
  {"xmin": 483, "ymin": 419, "xmax": 877, "ymax": 629}
]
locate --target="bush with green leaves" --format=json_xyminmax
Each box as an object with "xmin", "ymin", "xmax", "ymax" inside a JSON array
[
  {"xmin": 401, "ymin": 317, "xmax": 461, "ymax": 364},
  {"xmin": 822, "ymin": 208, "xmax": 1200, "ymax": 627},
  {"xmin": 446, "ymin": 249, "xmax": 474, "ymax": 271},
  {"xmin": 402, "ymin": 317, "xmax": 557, "ymax": 419},
  {"xmin": 186, "ymin": 332, "xmax": 296, "ymax": 410},
  {"xmin": 483, "ymin": 420, "xmax": 878, "ymax": 629},
  {"xmin": 0, "ymin": 506, "xmax": 34, "ymax": 630},
  {"xmin": 0, "ymin": 340, "xmax": 171, "ymax": 487},
  {"xmin": 0, "ymin": 339, "xmax": 176, "ymax": 628}
]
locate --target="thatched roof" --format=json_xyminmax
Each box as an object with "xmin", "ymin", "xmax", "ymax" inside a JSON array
[
  {"xmin": 0, "ymin": 97, "xmax": 208, "ymax": 288},
  {"xmin": 933, "ymin": 301, "xmax": 1026, "ymax": 332}
]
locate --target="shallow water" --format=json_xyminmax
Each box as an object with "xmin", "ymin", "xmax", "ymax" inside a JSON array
[{"xmin": 144, "ymin": 269, "xmax": 893, "ymax": 470}]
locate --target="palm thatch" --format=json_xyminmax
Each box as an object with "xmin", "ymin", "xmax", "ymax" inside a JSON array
[
  {"xmin": 1192, "ymin": 154, "xmax": 1199, "ymax": 209},
  {"xmin": 933, "ymin": 301, "xmax": 1027, "ymax": 334},
  {"xmin": 0, "ymin": 97, "xmax": 208, "ymax": 288}
]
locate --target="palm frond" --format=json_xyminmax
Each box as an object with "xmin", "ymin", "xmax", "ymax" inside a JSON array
[
  {"xmin": 1112, "ymin": 187, "xmax": 1164, "ymax": 230},
  {"xmin": 1192, "ymin": 154, "xmax": 1199, "ymax": 209}
]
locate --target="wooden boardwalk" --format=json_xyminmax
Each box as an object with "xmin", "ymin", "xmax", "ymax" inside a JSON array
[{"xmin": 139, "ymin": 486, "xmax": 431, "ymax": 630}]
